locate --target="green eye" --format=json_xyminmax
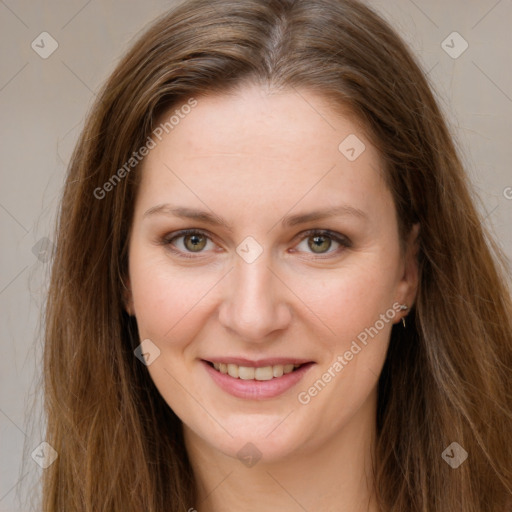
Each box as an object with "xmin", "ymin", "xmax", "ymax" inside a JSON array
[
  {"xmin": 164, "ymin": 229, "xmax": 213, "ymax": 256},
  {"xmin": 163, "ymin": 228, "xmax": 350, "ymax": 259},
  {"xmin": 308, "ymin": 234, "xmax": 333, "ymax": 253},
  {"xmin": 295, "ymin": 230, "xmax": 351, "ymax": 256},
  {"xmin": 183, "ymin": 233, "xmax": 207, "ymax": 252}
]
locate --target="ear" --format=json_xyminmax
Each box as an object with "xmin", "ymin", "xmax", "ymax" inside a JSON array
[
  {"xmin": 395, "ymin": 223, "xmax": 420, "ymax": 318},
  {"xmin": 122, "ymin": 276, "xmax": 135, "ymax": 316}
]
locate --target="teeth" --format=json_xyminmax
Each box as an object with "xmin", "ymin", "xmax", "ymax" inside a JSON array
[
  {"xmin": 283, "ymin": 364, "xmax": 294, "ymax": 373},
  {"xmin": 211, "ymin": 362, "xmax": 301, "ymax": 380},
  {"xmin": 255, "ymin": 366, "xmax": 273, "ymax": 381},
  {"xmin": 273, "ymin": 365, "xmax": 283, "ymax": 378},
  {"xmin": 239, "ymin": 366, "xmax": 255, "ymax": 380},
  {"xmin": 227, "ymin": 364, "xmax": 239, "ymax": 378}
]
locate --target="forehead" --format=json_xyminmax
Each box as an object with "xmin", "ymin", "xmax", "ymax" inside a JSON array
[{"xmin": 136, "ymin": 84, "xmax": 391, "ymax": 225}]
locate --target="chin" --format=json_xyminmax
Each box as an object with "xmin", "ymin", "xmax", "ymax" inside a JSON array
[{"xmin": 185, "ymin": 413, "xmax": 310, "ymax": 466}]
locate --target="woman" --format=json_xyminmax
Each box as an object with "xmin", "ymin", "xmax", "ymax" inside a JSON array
[{"xmin": 43, "ymin": 0, "xmax": 512, "ymax": 510}]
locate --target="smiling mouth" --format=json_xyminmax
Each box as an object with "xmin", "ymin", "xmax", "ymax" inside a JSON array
[{"xmin": 205, "ymin": 361, "xmax": 305, "ymax": 380}]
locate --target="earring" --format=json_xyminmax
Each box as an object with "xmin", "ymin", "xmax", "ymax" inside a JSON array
[{"xmin": 399, "ymin": 304, "xmax": 408, "ymax": 328}]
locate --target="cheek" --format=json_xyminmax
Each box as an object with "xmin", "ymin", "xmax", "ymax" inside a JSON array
[
  {"xmin": 292, "ymin": 266, "xmax": 398, "ymax": 424},
  {"xmin": 289, "ymin": 255, "xmax": 400, "ymax": 347},
  {"xmin": 129, "ymin": 227, "xmax": 401, "ymax": 343},
  {"xmin": 128, "ymin": 249, "xmax": 220, "ymax": 345}
]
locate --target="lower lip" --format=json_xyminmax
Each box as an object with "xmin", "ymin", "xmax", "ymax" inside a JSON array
[{"xmin": 202, "ymin": 360, "xmax": 315, "ymax": 400}]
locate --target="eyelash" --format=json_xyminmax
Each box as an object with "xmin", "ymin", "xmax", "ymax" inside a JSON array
[{"xmin": 160, "ymin": 228, "xmax": 352, "ymax": 259}]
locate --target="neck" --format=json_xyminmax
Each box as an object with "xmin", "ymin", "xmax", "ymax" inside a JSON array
[{"xmin": 184, "ymin": 390, "xmax": 380, "ymax": 512}]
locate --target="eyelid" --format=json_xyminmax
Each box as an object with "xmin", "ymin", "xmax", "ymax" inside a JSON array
[
  {"xmin": 161, "ymin": 228, "xmax": 351, "ymax": 258},
  {"xmin": 161, "ymin": 228, "xmax": 218, "ymax": 259},
  {"xmin": 290, "ymin": 228, "xmax": 352, "ymax": 258},
  {"xmin": 162, "ymin": 228, "xmax": 215, "ymax": 245}
]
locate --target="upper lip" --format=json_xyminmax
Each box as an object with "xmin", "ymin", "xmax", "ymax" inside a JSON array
[{"xmin": 203, "ymin": 357, "xmax": 314, "ymax": 367}]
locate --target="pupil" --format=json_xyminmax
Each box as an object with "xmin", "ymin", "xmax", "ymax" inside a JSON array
[
  {"xmin": 309, "ymin": 235, "xmax": 331, "ymax": 253},
  {"xmin": 185, "ymin": 234, "xmax": 206, "ymax": 252}
]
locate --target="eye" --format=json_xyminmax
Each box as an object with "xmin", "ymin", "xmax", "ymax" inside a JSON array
[
  {"xmin": 162, "ymin": 229, "xmax": 216, "ymax": 256},
  {"xmin": 294, "ymin": 229, "xmax": 351, "ymax": 256},
  {"xmin": 161, "ymin": 228, "xmax": 351, "ymax": 259}
]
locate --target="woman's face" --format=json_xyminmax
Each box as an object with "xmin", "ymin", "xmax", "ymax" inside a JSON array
[{"xmin": 127, "ymin": 83, "xmax": 418, "ymax": 463}]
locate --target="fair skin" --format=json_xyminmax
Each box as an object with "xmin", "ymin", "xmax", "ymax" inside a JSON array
[{"xmin": 126, "ymin": 83, "xmax": 419, "ymax": 512}]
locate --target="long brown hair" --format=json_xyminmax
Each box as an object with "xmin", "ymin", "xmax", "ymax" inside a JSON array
[{"xmin": 43, "ymin": 0, "xmax": 512, "ymax": 510}]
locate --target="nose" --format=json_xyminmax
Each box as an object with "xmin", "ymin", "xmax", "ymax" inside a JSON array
[{"xmin": 217, "ymin": 254, "xmax": 292, "ymax": 342}]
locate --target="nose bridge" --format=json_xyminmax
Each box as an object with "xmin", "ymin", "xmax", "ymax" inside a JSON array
[{"xmin": 218, "ymin": 253, "xmax": 291, "ymax": 341}]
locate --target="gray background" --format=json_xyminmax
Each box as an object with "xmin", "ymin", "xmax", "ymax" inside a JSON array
[{"xmin": 1, "ymin": 0, "xmax": 511, "ymax": 510}]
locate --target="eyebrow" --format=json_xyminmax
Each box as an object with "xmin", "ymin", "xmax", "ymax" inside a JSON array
[{"xmin": 143, "ymin": 204, "xmax": 368, "ymax": 230}]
